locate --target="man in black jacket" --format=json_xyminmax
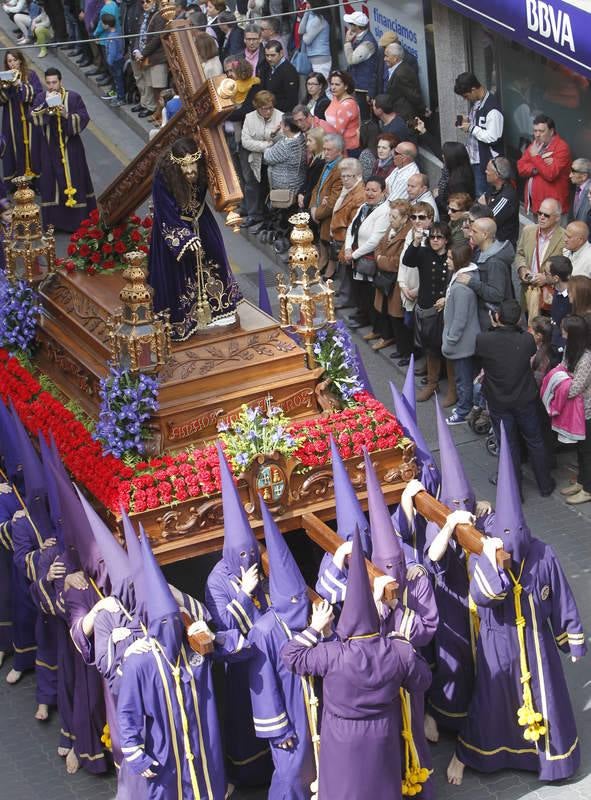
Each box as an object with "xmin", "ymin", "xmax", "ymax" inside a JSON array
[
  {"xmin": 262, "ymin": 40, "xmax": 299, "ymax": 113},
  {"xmin": 481, "ymin": 157, "xmax": 520, "ymax": 247},
  {"xmin": 381, "ymin": 43, "xmax": 424, "ymax": 120},
  {"xmin": 475, "ymin": 299, "xmax": 555, "ymax": 497}
]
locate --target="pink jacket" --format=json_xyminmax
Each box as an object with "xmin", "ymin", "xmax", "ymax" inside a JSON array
[{"xmin": 541, "ymin": 366, "xmax": 585, "ymax": 443}]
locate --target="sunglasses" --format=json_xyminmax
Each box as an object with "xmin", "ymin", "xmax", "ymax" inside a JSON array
[
  {"xmin": 410, "ymin": 214, "xmax": 428, "ymax": 220},
  {"xmin": 429, "ymin": 234, "xmax": 444, "ymax": 239},
  {"xmin": 448, "ymin": 206, "xmax": 462, "ymax": 213},
  {"xmin": 537, "ymin": 211, "xmax": 554, "ymax": 218}
]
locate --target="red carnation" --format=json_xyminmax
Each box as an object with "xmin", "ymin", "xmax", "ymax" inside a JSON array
[
  {"xmin": 101, "ymin": 243, "xmax": 113, "ymax": 255},
  {"xmin": 130, "ymin": 230, "xmax": 141, "ymax": 243},
  {"xmin": 67, "ymin": 244, "xmax": 77, "ymax": 256},
  {"xmin": 65, "ymin": 260, "xmax": 76, "ymax": 273},
  {"xmin": 112, "ymin": 226, "xmax": 124, "ymax": 239},
  {"xmin": 114, "ymin": 241, "xmax": 126, "ymax": 254},
  {"xmin": 79, "ymin": 243, "xmax": 90, "ymax": 257},
  {"xmin": 90, "ymin": 252, "xmax": 101, "ymax": 264}
]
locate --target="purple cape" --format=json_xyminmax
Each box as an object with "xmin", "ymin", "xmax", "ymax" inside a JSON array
[
  {"xmin": 0, "ymin": 71, "xmax": 42, "ymax": 181},
  {"xmin": 148, "ymin": 169, "xmax": 242, "ymax": 340}
]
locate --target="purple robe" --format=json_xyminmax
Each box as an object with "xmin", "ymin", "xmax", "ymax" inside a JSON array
[
  {"xmin": 0, "ymin": 482, "xmax": 19, "ymax": 653},
  {"xmin": 4, "ymin": 507, "xmax": 37, "ymax": 673},
  {"xmin": 117, "ymin": 612, "xmax": 248, "ymax": 800},
  {"xmin": 30, "ymin": 88, "xmax": 96, "ymax": 233},
  {"xmin": 282, "ymin": 627, "xmax": 432, "ymax": 800},
  {"xmin": 205, "ymin": 560, "xmax": 272, "ymax": 786},
  {"xmin": 456, "ymin": 539, "xmax": 586, "ymax": 780},
  {"xmin": 0, "ymin": 71, "xmax": 42, "ymax": 182},
  {"xmin": 148, "ymin": 170, "xmax": 242, "ymax": 341},
  {"xmin": 11, "ymin": 511, "xmax": 58, "ymax": 705},
  {"xmin": 248, "ymin": 611, "xmax": 316, "ymax": 800},
  {"xmin": 424, "ymin": 512, "xmax": 494, "ymax": 732}
]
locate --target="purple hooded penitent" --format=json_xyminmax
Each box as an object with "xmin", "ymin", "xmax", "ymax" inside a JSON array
[
  {"xmin": 402, "ymin": 356, "xmax": 417, "ymax": 422},
  {"xmin": 39, "ymin": 433, "xmax": 62, "ymax": 541},
  {"xmin": 11, "ymin": 409, "xmax": 54, "ymax": 541},
  {"xmin": 336, "ymin": 527, "xmax": 380, "ymax": 640},
  {"xmin": 390, "ymin": 382, "xmax": 439, "ymax": 485},
  {"xmin": 217, "ymin": 442, "xmax": 260, "ymax": 574},
  {"xmin": 0, "ymin": 397, "xmax": 22, "ymax": 481},
  {"xmin": 493, "ymin": 423, "xmax": 532, "ymax": 565},
  {"xmin": 76, "ymin": 487, "xmax": 131, "ymax": 604},
  {"xmin": 261, "ymin": 497, "xmax": 309, "ymax": 632},
  {"xmin": 435, "ymin": 395, "xmax": 475, "ymax": 511},
  {"xmin": 138, "ymin": 526, "xmax": 182, "ymax": 661},
  {"xmin": 364, "ymin": 448, "xmax": 406, "ymax": 591},
  {"xmin": 121, "ymin": 509, "xmax": 146, "ymax": 622},
  {"xmin": 330, "ymin": 436, "xmax": 371, "ymax": 556}
]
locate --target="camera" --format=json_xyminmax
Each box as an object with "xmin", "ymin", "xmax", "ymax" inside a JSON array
[{"xmin": 455, "ymin": 114, "xmax": 464, "ymax": 127}]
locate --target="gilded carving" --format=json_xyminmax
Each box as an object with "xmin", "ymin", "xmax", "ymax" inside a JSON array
[
  {"xmin": 48, "ymin": 284, "xmax": 110, "ymax": 341},
  {"xmin": 156, "ymin": 499, "xmax": 224, "ymax": 539}
]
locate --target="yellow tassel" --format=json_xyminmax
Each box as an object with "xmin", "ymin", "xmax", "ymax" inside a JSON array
[
  {"xmin": 400, "ymin": 689, "xmax": 430, "ymax": 796},
  {"xmin": 56, "ymin": 96, "xmax": 77, "ymax": 209},
  {"xmin": 100, "ymin": 722, "xmax": 112, "ymax": 751}
]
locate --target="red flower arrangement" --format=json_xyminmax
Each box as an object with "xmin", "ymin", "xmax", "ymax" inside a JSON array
[
  {"xmin": 0, "ymin": 350, "xmax": 405, "ymax": 515},
  {"xmin": 56, "ymin": 209, "xmax": 153, "ymax": 275}
]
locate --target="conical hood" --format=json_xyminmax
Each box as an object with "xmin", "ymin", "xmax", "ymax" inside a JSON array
[
  {"xmin": 121, "ymin": 508, "xmax": 145, "ymax": 620},
  {"xmin": 261, "ymin": 497, "xmax": 309, "ymax": 632},
  {"xmin": 364, "ymin": 448, "xmax": 405, "ymax": 589},
  {"xmin": 217, "ymin": 442, "xmax": 260, "ymax": 574},
  {"xmin": 330, "ymin": 436, "xmax": 371, "ymax": 556},
  {"xmin": 49, "ymin": 432, "xmax": 70, "ymax": 484},
  {"xmin": 336, "ymin": 527, "xmax": 380, "ymax": 639},
  {"xmin": 435, "ymin": 395, "xmax": 475, "ymax": 511},
  {"xmin": 0, "ymin": 397, "xmax": 21, "ymax": 480},
  {"xmin": 10, "ymin": 404, "xmax": 46, "ymax": 504},
  {"xmin": 390, "ymin": 381, "xmax": 440, "ymax": 492},
  {"xmin": 39, "ymin": 433, "xmax": 62, "ymax": 535},
  {"xmin": 76, "ymin": 487, "xmax": 131, "ymax": 601},
  {"xmin": 402, "ymin": 356, "xmax": 417, "ymax": 421},
  {"xmin": 493, "ymin": 424, "xmax": 531, "ymax": 564},
  {"xmin": 139, "ymin": 525, "xmax": 182, "ymax": 660},
  {"xmin": 258, "ymin": 263, "xmax": 272, "ymax": 316}
]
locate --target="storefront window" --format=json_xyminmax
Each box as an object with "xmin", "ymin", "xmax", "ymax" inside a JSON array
[{"xmin": 468, "ymin": 20, "xmax": 591, "ymax": 162}]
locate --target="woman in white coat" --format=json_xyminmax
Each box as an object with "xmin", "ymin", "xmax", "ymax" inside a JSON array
[{"xmin": 343, "ymin": 175, "xmax": 391, "ymax": 330}]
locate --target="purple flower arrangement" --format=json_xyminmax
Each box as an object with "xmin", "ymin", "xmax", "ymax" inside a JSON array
[
  {"xmin": 0, "ymin": 276, "xmax": 41, "ymax": 354},
  {"xmin": 94, "ymin": 366, "xmax": 160, "ymax": 461},
  {"xmin": 312, "ymin": 321, "xmax": 364, "ymax": 404}
]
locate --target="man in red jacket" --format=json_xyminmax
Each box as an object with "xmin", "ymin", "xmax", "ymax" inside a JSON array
[{"xmin": 517, "ymin": 114, "xmax": 571, "ymax": 214}]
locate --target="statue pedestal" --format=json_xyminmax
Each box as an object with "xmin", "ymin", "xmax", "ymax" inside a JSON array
[{"xmin": 37, "ymin": 270, "xmax": 322, "ymax": 450}]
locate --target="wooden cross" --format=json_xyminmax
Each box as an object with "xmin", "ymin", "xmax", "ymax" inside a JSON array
[{"xmin": 98, "ymin": 4, "xmax": 242, "ymax": 227}]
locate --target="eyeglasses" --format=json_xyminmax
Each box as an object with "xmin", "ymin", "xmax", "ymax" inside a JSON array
[
  {"xmin": 489, "ymin": 157, "xmax": 501, "ymax": 176},
  {"xmin": 537, "ymin": 211, "xmax": 554, "ymax": 218},
  {"xmin": 448, "ymin": 206, "xmax": 462, "ymax": 213},
  {"xmin": 410, "ymin": 214, "xmax": 428, "ymax": 220},
  {"xmin": 340, "ymin": 173, "xmax": 356, "ymax": 178},
  {"xmin": 570, "ymin": 168, "xmax": 587, "ymax": 174},
  {"xmin": 429, "ymin": 234, "xmax": 444, "ymax": 240},
  {"xmin": 244, "ymin": 37, "xmax": 260, "ymax": 42}
]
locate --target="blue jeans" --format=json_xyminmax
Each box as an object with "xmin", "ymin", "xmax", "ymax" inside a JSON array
[
  {"xmin": 472, "ymin": 163, "xmax": 488, "ymax": 198},
  {"xmin": 490, "ymin": 399, "xmax": 554, "ymax": 494},
  {"xmin": 109, "ymin": 58, "xmax": 125, "ymax": 101},
  {"xmin": 453, "ymin": 356, "xmax": 475, "ymax": 419}
]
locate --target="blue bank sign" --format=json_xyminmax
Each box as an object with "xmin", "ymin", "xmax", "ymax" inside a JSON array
[{"xmin": 439, "ymin": 0, "xmax": 591, "ymax": 77}]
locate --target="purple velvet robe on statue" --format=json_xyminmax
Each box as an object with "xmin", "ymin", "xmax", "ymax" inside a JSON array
[
  {"xmin": 282, "ymin": 627, "xmax": 432, "ymax": 800},
  {"xmin": 205, "ymin": 561, "xmax": 272, "ymax": 786},
  {"xmin": 148, "ymin": 170, "xmax": 242, "ymax": 341},
  {"xmin": 30, "ymin": 88, "xmax": 96, "ymax": 232},
  {"xmin": 0, "ymin": 71, "xmax": 42, "ymax": 181},
  {"xmin": 456, "ymin": 539, "xmax": 586, "ymax": 780},
  {"xmin": 117, "ymin": 617, "xmax": 248, "ymax": 800}
]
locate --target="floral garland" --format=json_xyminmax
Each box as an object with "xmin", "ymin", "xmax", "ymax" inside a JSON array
[
  {"xmin": 312, "ymin": 321, "xmax": 363, "ymax": 405},
  {"xmin": 94, "ymin": 366, "xmax": 160, "ymax": 462},
  {"xmin": 0, "ymin": 275, "xmax": 40, "ymax": 354},
  {"xmin": 57, "ymin": 209, "xmax": 153, "ymax": 275},
  {"xmin": 0, "ymin": 348, "xmax": 405, "ymax": 515},
  {"xmin": 218, "ymin": 402, "xmax": 303, "ymax": 473}
]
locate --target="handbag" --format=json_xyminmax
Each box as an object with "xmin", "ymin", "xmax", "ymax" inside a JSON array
[
  {"xmin": 269, "ymin": 188, "xmax": 296, "ymax": 208},
  {"xmin": 414, "ymin": 304, "xmax": 444, "ymax": 352},
  {"xmin": 374, "ymin": 269, "xmax": 397, "ymax": 296},
  {"xmin": 291, "ymin": 43, "xmax": 312, "ymax": 76},
  {"xmin": 329, "ymin": 240, "xmax": 343, "ymax": 261},
  {"xmin": 354, "ymin": 255, "xmax": 376, "ymax": 277}
]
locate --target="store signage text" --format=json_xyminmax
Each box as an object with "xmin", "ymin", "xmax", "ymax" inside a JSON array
[{"xmin": 526, "ymin": 1, "xmax": 574, "ymax": 51}]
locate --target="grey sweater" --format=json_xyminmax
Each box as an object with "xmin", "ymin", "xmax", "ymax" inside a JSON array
[
  {"xmin": 467, "ymin": 239, "xmax": 515, "ymax": 331},
  {"xmin": 442, "ymin": 278, "xmax": 481, "ymax": 360},
  {"xmin": 263, "ymin": 133, "xmax": 307, "ymax": 192}
]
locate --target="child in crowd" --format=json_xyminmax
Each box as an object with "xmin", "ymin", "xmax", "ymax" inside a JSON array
[
  {"xmin": 531, "ymin": 316, "xmax": 557, "ymax": 388},
  {"xmin": 101, "ymin": 13, "xmax": 126, "ymax": 107},
  {"xmin": 31, "ymin": 0, "xmax": 52, "ymax": 58},
  {"xmin": 549, "ymin": 254, "xmax": 573, "ymax": 356}
]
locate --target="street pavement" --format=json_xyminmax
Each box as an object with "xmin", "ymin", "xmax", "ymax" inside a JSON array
[{"xmin": 0, "ymin": 24, "xmax": 590, "ymax": 800}]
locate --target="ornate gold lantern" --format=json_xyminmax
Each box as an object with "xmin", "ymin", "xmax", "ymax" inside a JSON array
[
  {"xmin": 4, "ymin": 175, "xmax": 55, "ymax": 283},
  {"xmin": 276, "ymin": 212, "xmax": 335, "ymax": 368},
  {"xmin": 107, "ymin": 250, "xmax": 172, "ymax": 374}
]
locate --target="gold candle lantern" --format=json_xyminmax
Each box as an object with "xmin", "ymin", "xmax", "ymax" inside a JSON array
[
  {"xmin": 107, "ymin": 250, "xmax": 172, "ymax": 374},
  {"xmin": 4, "ymin": 175, "xmax": 55, "ymax": 283},
  {"xmin": 276, "ymin": 212, "xmax": 335, "ymax": 368}
]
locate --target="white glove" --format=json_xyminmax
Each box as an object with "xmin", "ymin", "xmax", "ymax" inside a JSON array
[
  {"xmin": 187, "ymin": 620, "xmax": 215, "ymax": 641},
  {"xmin": 406, "ymin": 564, "xmax": 425, "ymax": 582},
  {"xmin": 475, "ymin": 500, "xmax": 492, "ymax": 518},
  {"xmin": 427, "ymin": 509, "xmax": 474, "ymax": 562},
  {"xmin": 481, "ymin": 536, "xmax": 504, "ymax": 567},
  {"xmin": 310, "ymin": 599, "xmax": 334, "ymax": 634},
  {"xmin": 333, "ymin": 540, "xmax": 353, "ymax": 570},
  {"xmin": 372, "ymin": 574, "xmax": 396, "ymax": 604},
  {"xmin": 400, "ymin": 479, "xmax": 425, "ymax": 524},
  {"xmin": 124, "ymin": 637, "xmax": 152, "ymax": 659}
]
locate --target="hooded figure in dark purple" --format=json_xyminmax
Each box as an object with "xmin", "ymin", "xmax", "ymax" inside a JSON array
[
  {"xmin": 315, "ymin": 436, "xmax": 371, "ymax": 605},
  {"xmin": 117, "ymin": 525, "xmax": 248, "ymax": 800},
  {"xmin": 247, "ymin": 499, "xmax": 316, "ymax": 800},
  {"xmin": 389, "ymin": 381, "xmax": 441, "ymax": 567},
  {"xmin": 449, "ymin": 424, "xmax": 586, "ymax": 785},
  {"xmin": 0, "ymin": 399, "xmax": 22, "ymax": 667},
  {"xmin": 424, "ymin": 396, "xmax": 495, "ymax": 737},
  {"xmin": 0, "ymin": 401, "xmax": 38, "ymax": 683},
  {"xmin": 205, "ymin": 444, "xmax": 272, "ymax": 786},
  {"xmin": 9, "ymin": 417, "xmax": 59, "ymax": 716},
  {"xmin": 283, "ymin": 529, "xmax": 432, "ymax": 800},
  {"xmin": 29, "ymin": 67, "xmax": 96, "ymax": 232}
]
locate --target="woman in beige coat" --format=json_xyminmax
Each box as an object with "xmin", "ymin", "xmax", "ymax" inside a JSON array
[{"xmin": 329, "ymin": 158, "xmax": 366, "ymax": 285}]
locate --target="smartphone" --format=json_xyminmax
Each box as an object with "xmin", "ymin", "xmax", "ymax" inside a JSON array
[{"xmin": 455, "ymin": 114, "xmax": 463, "ymax": 127}]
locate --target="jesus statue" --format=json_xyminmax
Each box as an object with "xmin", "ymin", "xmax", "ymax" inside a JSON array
[{"xmin": 148, "ymin": 137, "xmax": 242, "ymax": 341}]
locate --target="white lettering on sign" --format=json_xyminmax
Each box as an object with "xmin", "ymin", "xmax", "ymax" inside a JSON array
[{"xmin": 526, "ymin": 0, "xmax": 575, "ymax": 52}]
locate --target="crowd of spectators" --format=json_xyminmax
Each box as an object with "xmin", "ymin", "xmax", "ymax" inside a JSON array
[{"xmin": 1, "ymin": 0, "xmax": 591, "ymax": 504}]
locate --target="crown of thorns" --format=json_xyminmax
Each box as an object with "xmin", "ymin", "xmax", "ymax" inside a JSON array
[{"xmin": 169, "ymin": 149, "xmax": 202, "ymax": 166}]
